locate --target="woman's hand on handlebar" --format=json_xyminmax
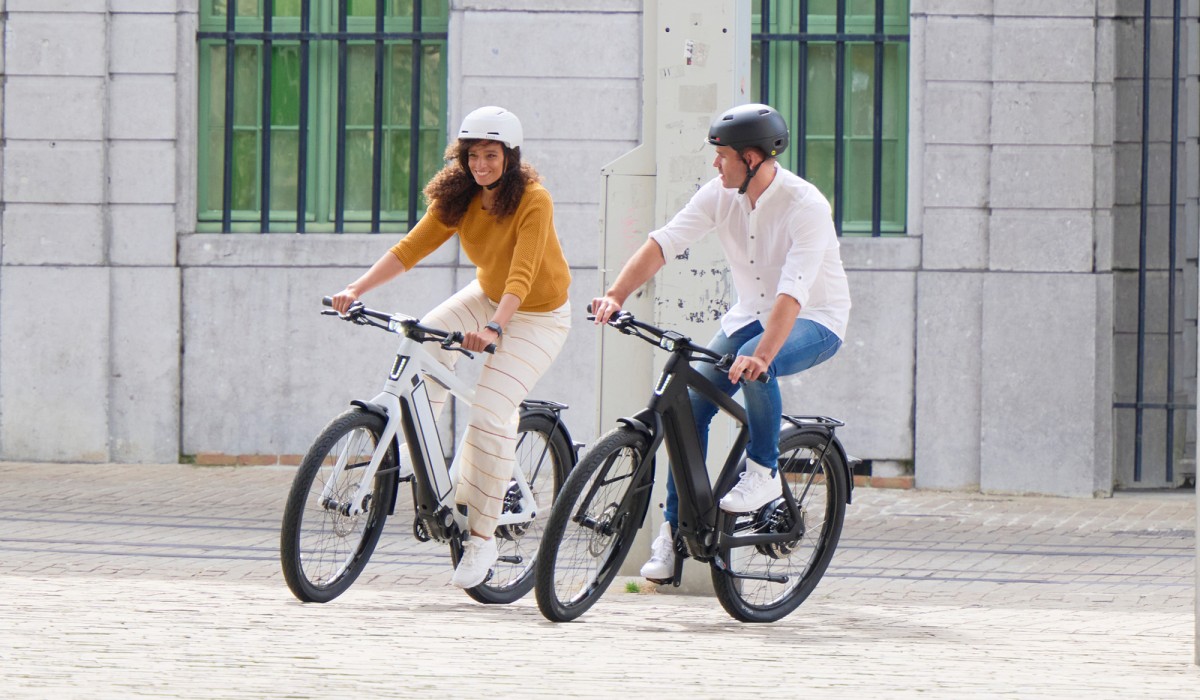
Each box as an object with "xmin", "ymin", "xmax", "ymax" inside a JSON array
[
  {"xmin": 728, "ymin": 354, "xmax": 770, "ymax": 384},
  {"xmin": 329, "ymin": 288, "xmax": 360, "ymax": 315},
  {"xmin": 590, "ymin": 295, "xmax": 624, "ymax": 325},
  {"xmin": 462, "ymin": 327, "xmax": 499, "ymax": 353}
]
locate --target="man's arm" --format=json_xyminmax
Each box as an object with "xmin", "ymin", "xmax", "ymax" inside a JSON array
[
  {"xmin": 728, "ymin": 294, "xmax": 801, "ymax": 382},
  {"xmin": 591, "ymin": 238, "xmax": 667, "ymax": 324}
]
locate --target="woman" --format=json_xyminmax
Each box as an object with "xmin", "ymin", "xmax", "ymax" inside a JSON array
[{"xmin": 330, "ymin": 106, "xmax": 572, "ymax": 589}]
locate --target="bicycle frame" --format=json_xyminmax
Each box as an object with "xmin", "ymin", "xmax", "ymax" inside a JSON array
[
  {"xmin": 608, "ymin": 323, "xmax": 845, "ymax": 566},
  {"xmin": 319, "ymin": 316, "xmax": 540, "ymax": 540}
]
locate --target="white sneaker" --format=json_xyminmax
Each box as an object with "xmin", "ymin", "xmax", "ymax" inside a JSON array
[
  {"xmin": 451, "ymin": 536, "xmax": 497, "ymax": 589},
  {"xmin": 639, "ymin": 522, "xmax": 675, "ymax": 581},
  {"xmin": 719, "ymin": 462, "xmax": 782, "ymax": 513}
]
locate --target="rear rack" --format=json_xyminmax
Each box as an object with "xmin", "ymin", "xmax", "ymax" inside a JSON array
[{"xmin": 782, "ymin": 415, "xmax": 845, "ymax": 429}]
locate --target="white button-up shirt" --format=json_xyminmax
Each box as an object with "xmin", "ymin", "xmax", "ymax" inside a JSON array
[{"xmin": 649, "ymin": 165, "xmax": 850, "ymax": 339}]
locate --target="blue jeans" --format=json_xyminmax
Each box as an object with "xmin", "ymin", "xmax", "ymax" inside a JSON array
[{"xmin": 663, "ymin": 319, "xmax": 842, "ymax": 529}]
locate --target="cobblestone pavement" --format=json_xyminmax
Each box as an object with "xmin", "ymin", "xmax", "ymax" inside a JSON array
[{"xmin": 0, "ymin": 462, "xmax": 1196, "ymax": 698}]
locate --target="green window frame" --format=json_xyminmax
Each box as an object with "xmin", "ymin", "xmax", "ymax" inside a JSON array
[
  {"xmin": 197, "ymin": 0, "xmax": 449, "ymax": 233},
  {"xmin": 753, "ymin": 0, "xmax": 910, "ymax": 236}
]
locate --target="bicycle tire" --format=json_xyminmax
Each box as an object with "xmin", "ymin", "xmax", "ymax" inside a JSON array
[
  {"xmin": 280, "ymin": 408, "xmax": 397, "ymax": 603},
  {"xmin": 455, "ymin": 411, "xmax": 574, "ymax": 604},
  {"xmin": 710, "ymin": 427, "xmax": 847, "ymax": 622},
  {"xmin": 534, "ymin": 426, "xmax": 653, "ymax": 622}
]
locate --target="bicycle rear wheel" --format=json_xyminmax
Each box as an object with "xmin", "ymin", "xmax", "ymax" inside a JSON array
[
  {"xmin": 457, "ymin": 411, "xmax": 573, "ymax": 604},
  {"xmin": 710, "ymin": 428, "xmax": 847, "ymax": 622},
  {"xmin": 534, "ymin": 427, "xmax": 652, "ymax": 622},
  {"xmin": 280, "ymin": 409, "xmax": 397, "ymax": 603}
]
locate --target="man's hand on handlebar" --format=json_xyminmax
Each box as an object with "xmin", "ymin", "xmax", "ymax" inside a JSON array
[
  {"xmin": 590, "ymin": 295, "xmax": 624, "ymax": 325},
  {"xmin": 728, "ymin": 354, "xmax": 770, "ymax": 384}
]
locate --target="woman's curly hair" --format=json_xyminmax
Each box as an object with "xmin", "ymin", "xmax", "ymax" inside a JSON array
[{"xmin": 423, "ymin": 139, "xmax": 541, "ymax": 226}]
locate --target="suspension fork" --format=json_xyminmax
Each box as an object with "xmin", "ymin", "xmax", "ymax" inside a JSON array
[{"xmin": 318, "ymin": 393, "xmax": 404, "ymax": 517}]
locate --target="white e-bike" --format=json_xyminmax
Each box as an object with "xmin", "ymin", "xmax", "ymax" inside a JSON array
[{"xmin": 280, "ymin": 298, "xmax": 577, "ymax": 604}]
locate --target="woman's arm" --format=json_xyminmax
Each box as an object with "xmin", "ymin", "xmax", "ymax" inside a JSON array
[{"xmin": 330, "ymin": 252, "xmax": 407, "ymax": 314}]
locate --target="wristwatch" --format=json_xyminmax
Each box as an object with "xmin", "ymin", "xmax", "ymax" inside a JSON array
[{"xmin": 485, "ymin": 321, "xmax": 504, "ymax": 338}]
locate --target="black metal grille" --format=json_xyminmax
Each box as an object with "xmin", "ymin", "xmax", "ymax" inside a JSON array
[
  {"xmin": 197, "ymin": 0, "xmax": 448, "ymax": 233},
  {"xmin": 752, "ymin": 0, "xmax": 909, "ymax": 236},
  {"xmin": 1112, "ymin": 0, "xmax": 1193, "ymax": 484}
]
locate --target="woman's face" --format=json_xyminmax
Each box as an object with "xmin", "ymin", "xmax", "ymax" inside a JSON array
[{"xmin": 466, "ymin": 140, "xmax": 506, "ymax": 188}]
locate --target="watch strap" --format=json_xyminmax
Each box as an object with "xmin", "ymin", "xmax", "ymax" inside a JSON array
[{"xmin": 485, "ymin": 321, "xmax": 504, "ymax": 338}]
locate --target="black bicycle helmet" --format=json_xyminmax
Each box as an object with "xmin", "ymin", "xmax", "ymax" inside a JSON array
[{"xmin": 706, "ymin": 103, "xmax": 789, "ymax": 158}]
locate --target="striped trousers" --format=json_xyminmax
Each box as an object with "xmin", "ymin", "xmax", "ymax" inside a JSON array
[{"xmin": 421, "ymin": 280, "xmax": 571, "ymax": 536}]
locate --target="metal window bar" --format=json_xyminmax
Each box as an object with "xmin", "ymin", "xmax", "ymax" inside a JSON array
[
  {"xmin": 371, "ymin": 0, "xmax": 386, "ymax": 232},
  {"xmin": 334, "ymin": 1, "xmax": 348, "ymax": 233},
  {"xmin": 752, "ymin": 1, "xmax": 909, "ymax": 237},
  {"xmin": 260, "ymin": 0, "xmax": 274, "ymax": 233},
  {"xmin": 221, "ymin": 5, "xmax": 236, "ymax": 232},
  {"xmin": 1113, "ymin": 0, "xmax": 1192, "ymax": 484},
  {"xmin": 408, "ymin": 0, "xmax": 425, "ymax": 230},
  {"xmin": 296, "ymin": 0, "xmax": 311, "ymax": 232},
  {"xmin": 198, "ymin": 1, "xmax": 447, "ymax": 233}
]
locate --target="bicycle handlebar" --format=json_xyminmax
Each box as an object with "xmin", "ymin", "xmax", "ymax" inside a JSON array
[
  {"xmin": 321, "ymin": 297, "xmax": 495, "ymax": 355},
  {"xmin": 591, "ymin": 307, "xmax": 768, "ymax": 384}
]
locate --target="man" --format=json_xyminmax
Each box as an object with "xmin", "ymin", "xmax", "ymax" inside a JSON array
[{"xmin": 590, "ymin": 103, "xmax": 851, "ymax": 581}]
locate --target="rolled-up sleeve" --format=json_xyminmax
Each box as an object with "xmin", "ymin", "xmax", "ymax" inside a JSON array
[
  {"xmin": 776, "ymin": 203, "xmax": 836, "ymax": 309},
  {"xmin": 649, "ymin": 179, "xmax": 719, "ymax": 259}
]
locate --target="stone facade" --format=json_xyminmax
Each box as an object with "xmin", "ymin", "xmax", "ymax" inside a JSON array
[{"xmin": 0, "ymin": 0, "xmax": 1195, "ymax": 498}]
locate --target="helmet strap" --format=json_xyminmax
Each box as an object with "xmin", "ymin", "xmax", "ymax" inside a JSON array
[{"xmin": 737, "ymin": 153, "xmax": 762, "ymax": 195}]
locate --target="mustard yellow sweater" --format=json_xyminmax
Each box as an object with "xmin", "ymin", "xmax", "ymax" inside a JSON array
[{"xmin": 389, "ymin": 183, "xmax": 571, "ymax": 312}]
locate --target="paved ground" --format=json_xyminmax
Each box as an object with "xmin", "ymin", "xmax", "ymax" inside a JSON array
[{"xmin": 0, "ymin": 461, "xmax": 1196, "ymax": 698}]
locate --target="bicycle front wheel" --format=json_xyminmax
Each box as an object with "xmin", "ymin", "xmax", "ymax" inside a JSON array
[
  {"xmin": 280, "ymin": 409, "xmax": 397, "ymax": 603},
  {"xmin": 710, "ymin": 428, "xmax": 848, "ymax": 622},
  {"xmin": 534, "ymin": 427, "xmax": 652, "ymax": 622},
  {"xmin": 458, "ymin": 411, "xmax": 574, "ymax": 605}
]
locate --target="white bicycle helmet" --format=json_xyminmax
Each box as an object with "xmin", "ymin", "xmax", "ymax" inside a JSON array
[{"xmin": 457, "ymin": 106, "xmax": 523, "ymax": 150}]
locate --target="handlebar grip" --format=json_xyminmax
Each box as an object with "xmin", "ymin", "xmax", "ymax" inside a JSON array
[
  {"xmin": 485, "ymin": 343, "xmax": 497, "ymax": 354},
  {"xmin": 322, "ymin": 296, "xmax": 334, "ymax": 307}
]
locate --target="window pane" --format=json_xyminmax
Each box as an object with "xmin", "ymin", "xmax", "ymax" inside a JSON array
[
  {"xmin": 211, "ymin": 0, "xmax": 260, "ymax": 18},
  {"xmin": 274, "ymin": 0, "xmax": 302, "ymax": 17},
  {"xmin": 844, "ymin": 139, "xmax": 872, "ymax": 225},
  {"xmin": 344, "ymin": 131, "xmax": 375, "ymax": 214},
  {"xmin": 346, "ymin": 45, "xmax": 377, "ymax": 126},
  {"xmin": 271, "ymin": 45, "xmax": 301, "ymax": 127},
  {"xmin": 386, "ymin": 129, "xmax": 412, "ymax": 215},
  {"xmin": 847, "ymin": 43, "xmax": 874, "ymax": 138},
  {"xmin": 388, "ymin": 45, "xmax": 413, "ymax": 124},
  {"xmin": 233, "ymin": 45, "xmax": 259, "ymax": 127},
  {"xmin": 271, "ymin": 131, "xmax": 300, "ymax": 215},
  {"xmin": 421, "ymin": 44, "xmax": 444, "ymax": 126},
  {"xmin": 806, "ymin": 44, "xmax": 836, "ymax": 136},
  {"xmin": 232, "ymin": 130, "xmax": 258, "ymax": 211}
]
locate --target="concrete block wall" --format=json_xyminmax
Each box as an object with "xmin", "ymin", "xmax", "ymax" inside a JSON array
[
  {"xmin": 0, "ymin": 0, "xmax": 1192, "ymax": 506},
  {"xmin": 912, "ymin": 0, "xmax": 1118, "ymax": 496},
  {"xmin": 0, "ymin": 1, "xmax": 181, "ymax": 464}
]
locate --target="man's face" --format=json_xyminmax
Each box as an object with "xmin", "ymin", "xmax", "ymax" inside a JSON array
[{"xmin": 712, "ymin": 145, "xmax": 749, "ymax": 189}]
